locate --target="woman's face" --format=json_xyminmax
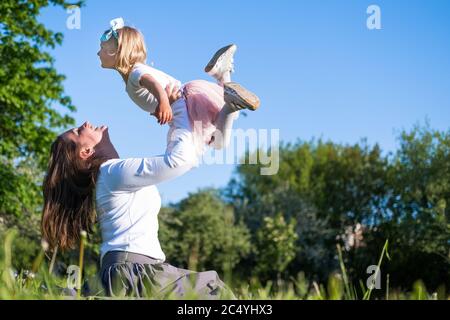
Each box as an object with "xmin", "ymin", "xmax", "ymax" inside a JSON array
[
  {"xmin": 62, "ymin": 121, "xmax": 108, "ymax": 159},
  {"xmin": 97, "ymin": 39, "xmax": 117, "ymax": 69}
]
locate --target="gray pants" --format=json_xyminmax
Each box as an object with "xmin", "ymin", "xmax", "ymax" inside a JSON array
[{"xmin": 100, "ymin": 251, "xmax": 236, "ymax": 299}]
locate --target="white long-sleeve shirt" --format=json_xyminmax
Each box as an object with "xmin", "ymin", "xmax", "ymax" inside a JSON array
[{"xmin": 96, "ymin": 158, "xmax": 167, "ymax": 263}]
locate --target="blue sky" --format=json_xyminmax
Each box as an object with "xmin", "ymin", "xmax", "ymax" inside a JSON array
[{"xmin": 39, "ymin": 0, "xmax": 450, "ymax": 204}]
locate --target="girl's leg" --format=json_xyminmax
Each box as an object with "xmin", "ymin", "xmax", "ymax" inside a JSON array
[
  {"xmin": 209, "ymin": 83, "xmax": 260, "ymax": 150},
  {"xmin": 207, "ymin": 46, "xmax": 238, "ymax": 149},
  {"xmin": 209, "ymin": 103, "xmax": 239, "ymax": 150},
  {"xmin": 205, "ymin": 44, "xmax": 260, "ymax": 150}
]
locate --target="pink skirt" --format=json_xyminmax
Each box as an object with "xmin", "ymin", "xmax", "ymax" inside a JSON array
[{"xmin": 182, "ymin": 80, "xmax": 225, "ymax": 155}]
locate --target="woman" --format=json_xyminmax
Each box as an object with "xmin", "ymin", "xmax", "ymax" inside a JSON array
[{"xmin": 41, "ymin": 87, "xmax": 235, "ymax": 299}]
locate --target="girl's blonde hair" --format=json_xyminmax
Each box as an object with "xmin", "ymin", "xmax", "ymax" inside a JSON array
[{"xmin": 105, "ymin": 26, "xmax": 147, "ymax": 77}]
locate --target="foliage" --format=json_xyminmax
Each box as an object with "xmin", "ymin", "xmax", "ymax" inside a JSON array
[
  {"xmin": 0, "ymin": 0, "xmax": 83, "ymax": 271},
  {"xmin": 159, "ymin": 188, "xmax": 251, "ymax": 277},
  {"xmin": 225, "ymin": 124, "xmax": 449, "ymax": 291},
  {"xmin": 254, "ymin": 213, "xmax": 297, "ymax": 281}
]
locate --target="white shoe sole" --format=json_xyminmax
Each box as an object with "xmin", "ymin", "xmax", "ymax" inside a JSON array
[
  {"xmin": 205, "ymin": 44, "xmax": 237, "ymax": 78},
  {"xmin": 224, "ymin": 82, "xmax": 260, "ymax": 111}
]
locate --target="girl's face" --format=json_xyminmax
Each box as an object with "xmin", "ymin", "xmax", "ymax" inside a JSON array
[{"xmin": 97, "ymin": 39, "xmax": 117, "ymax": 69}]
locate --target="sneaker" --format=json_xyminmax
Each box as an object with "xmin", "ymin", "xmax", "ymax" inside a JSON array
[
  {"xmin": 204, "ymin": 44, "xmax": 237, "ymax": 82},
  {"xmin": 224, "ymin": 82, "xmax": 260, "ymax": 111}
]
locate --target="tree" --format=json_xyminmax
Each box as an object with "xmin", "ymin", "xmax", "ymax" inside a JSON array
[
  {"xmin": 366, "ymin": 123, "xmax": 450, "ymax": 290},
  {"xmin": 254, "ymin": 212, "xmax": 297, "ymax": 282},
  {"xmin": 0, "ymin": 0, "xmax": 81, "ymax": 269},
  {"xmin": 225, "ymin": 125, "xmax": 449, "ymax": 291},
  {"xmin": 225, "ymin": 139, "xmax": 390, "ymax": 282},
  {"xmin": 158, "ymin": 188, "xmax": 251, "ymax": 277}
]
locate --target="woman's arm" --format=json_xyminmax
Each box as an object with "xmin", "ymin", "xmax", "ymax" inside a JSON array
[
  {"xmin": 165, "ymin": 84, "xmax": 182, "ymax": 105},
  {"xmin": 103, "ymin": 157, "xmax": 193, "ymax": 191},
  {"xmin": 139, "ymin": 73, "xmax": 173, "ymax": 125}
]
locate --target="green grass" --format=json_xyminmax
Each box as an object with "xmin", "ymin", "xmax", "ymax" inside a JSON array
[{"xmin": 0, "ymin": 229, "xmax": 448, "ymax": 300}]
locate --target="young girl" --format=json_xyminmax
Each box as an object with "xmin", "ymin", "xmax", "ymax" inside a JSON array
[{"xmin": 97, "ymin": 17, "xmax": 259, "ymax": 184}]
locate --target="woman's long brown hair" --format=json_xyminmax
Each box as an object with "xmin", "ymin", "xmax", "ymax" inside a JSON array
[{"xmin": 41, "ymin": 136, "xmax": 106, "ymax": 252}]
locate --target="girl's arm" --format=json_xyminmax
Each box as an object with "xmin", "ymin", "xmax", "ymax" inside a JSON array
[{"xmin": 139, "ymin": 73, "xmax": 173, "ymax": 125}]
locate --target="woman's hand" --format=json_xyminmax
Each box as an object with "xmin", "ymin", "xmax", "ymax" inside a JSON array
[
  {"xmin": 153, "ymin": 101, "xmax": 173, "ymax": 125},
  {"xmin": 165, "ymin": 84, "xmax": 182, "ymax": 105}
]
